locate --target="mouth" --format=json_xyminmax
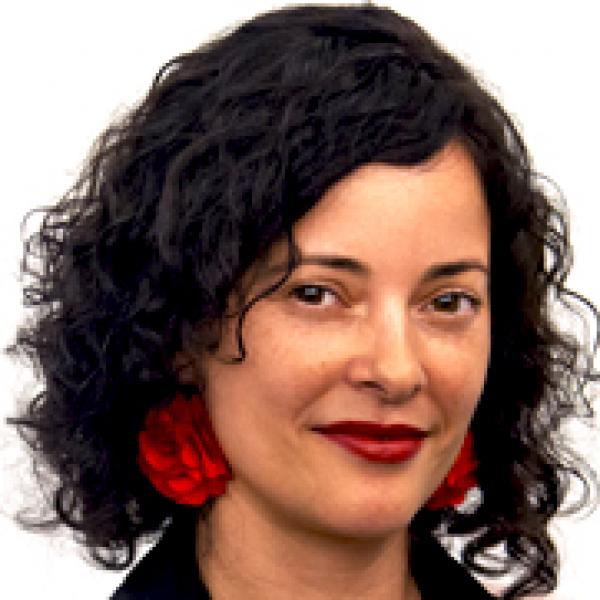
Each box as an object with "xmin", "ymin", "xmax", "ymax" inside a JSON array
[{"xmin": 311, "ymin": 421, "xmax": 427, "ymax": 464}]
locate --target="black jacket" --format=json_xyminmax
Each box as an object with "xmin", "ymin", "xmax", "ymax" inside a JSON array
[{"xmin": 111, "ymin": 519, "xmax": 495, "ymax": 599}]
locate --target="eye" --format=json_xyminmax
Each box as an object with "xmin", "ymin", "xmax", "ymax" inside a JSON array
[
  {"xmin": 427, "ymin": 292, "xmax": 481, "ymax": 314},
  {"xmin": 289, "ymin": 284, "xmax": 340, "ymax": 307}
]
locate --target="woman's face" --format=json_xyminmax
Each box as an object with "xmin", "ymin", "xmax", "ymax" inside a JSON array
[{"xmin": 194, "ymin": 141, "xmax": 490, "ymax": 539}]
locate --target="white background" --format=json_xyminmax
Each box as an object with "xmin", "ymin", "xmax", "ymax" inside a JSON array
[{"xmin": 1, "ymin": 1, "xmax": 598, "ymax": 598}]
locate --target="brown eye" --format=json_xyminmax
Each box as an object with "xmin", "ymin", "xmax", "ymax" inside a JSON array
[
  {"xmin": 430, "ymin": 292, "xmax": 480, "ymax": 314},
  {"xmin": 290, "ymin": 285, "xmax": 338, "ymax": 306}
]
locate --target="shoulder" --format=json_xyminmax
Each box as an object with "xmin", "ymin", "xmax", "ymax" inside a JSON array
[
  {"xmin": 411, "ymin": 535, "xmax": 497, "ymax": 599},
  {"xmin": 111, "ymin": 518, "xmax": 210, "ymax": 600}
]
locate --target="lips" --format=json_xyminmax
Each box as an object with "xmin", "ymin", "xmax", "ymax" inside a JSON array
[
  {"xmin": 312, "ymin": 421, "xmax": 427, "ymax": 439},
  {"xmin": 312, "ymin": 421, "xmax": 427, "ymax": 464}
]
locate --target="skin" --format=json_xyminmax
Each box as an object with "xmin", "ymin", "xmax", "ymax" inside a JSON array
[{"xmin": 188, "ymin": 141, "xmax": 491, "ymax": 600}]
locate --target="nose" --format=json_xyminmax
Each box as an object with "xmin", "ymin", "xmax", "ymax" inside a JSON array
[{"xmin": 345, "ymin": 296, "xmax": 426, "ymax": 403}]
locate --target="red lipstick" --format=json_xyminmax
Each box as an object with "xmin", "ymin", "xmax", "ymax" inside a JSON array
[{"xmin": 313, "ymin": 421, "xmax": 427, "ymax": 464}]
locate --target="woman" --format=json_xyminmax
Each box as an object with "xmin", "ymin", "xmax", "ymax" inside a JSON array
[{"xmin": 7, "ymin": 5, "xmax": 598, "ymax": 599}]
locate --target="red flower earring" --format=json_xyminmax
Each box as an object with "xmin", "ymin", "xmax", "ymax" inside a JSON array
[
  {"xmin": 138, "ymin": 393, "xmax": 232, "ymax": 505},
  {"xmin": 426, "ymin": 431, "xmax": 478, "ymax": 510}
]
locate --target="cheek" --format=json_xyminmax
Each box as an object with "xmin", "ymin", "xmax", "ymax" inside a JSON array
[
  {"xmin": 203, "ymin": 317, "xmax": 331, "ymax": 435},
  {"xmin": 424, "ymin": 331, "xmax": 490, "ymax": 419},
  {"xmin": 241, "ymin": 308, "xmax": 343, "ymax": 393}
]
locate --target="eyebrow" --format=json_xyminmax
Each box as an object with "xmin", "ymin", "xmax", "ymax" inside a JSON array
[{"xmin": 262, "ymin": 254, "xmax": 488, "ymax": 282}]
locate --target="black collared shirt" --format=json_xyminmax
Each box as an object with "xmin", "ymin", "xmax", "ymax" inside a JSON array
[{"xmin": 111, "ymin": 519, "xmax": 495, "ymax": 599}]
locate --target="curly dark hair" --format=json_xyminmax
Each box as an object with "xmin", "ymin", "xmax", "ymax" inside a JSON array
[{"xmin": 7, "ymin": 4, "xmax": 598, "ymax": 598}]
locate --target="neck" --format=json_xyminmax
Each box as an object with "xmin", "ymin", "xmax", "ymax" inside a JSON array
[{"xmin": 196, "ymin": 491, "xmax": 421, "ymax": 600}]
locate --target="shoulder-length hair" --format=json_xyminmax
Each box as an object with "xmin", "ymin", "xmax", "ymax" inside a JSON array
[{"xmin": 8, "ymin": 5, "xmax": 598, "ymax": 598}]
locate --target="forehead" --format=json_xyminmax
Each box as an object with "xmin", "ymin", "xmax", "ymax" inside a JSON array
[
  {"xmin": 258, "ymin": 142, "xmax": 489, "ymax": 281},
  {"xmin": 284, "ymin": 143, "xmax": 482, "ymax": 254}
]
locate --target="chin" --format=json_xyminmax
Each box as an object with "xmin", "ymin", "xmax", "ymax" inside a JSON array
[{"xmin": 313, "ymin": 503, "xmax": 418, "ymax": 542}]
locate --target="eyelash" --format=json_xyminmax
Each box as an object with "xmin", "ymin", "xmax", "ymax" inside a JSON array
[{"xmin": 289, "ymin": 284, "xmax": 482, "ymax": 315}]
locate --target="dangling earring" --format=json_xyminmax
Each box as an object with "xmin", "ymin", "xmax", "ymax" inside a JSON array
[
  {"xmin": 426, "ymin": 431, "xmax": 478, "ymax": 510},
  {"xmin": 138, "ymin": 393, "xmax": 232, "ymax": 505}
]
